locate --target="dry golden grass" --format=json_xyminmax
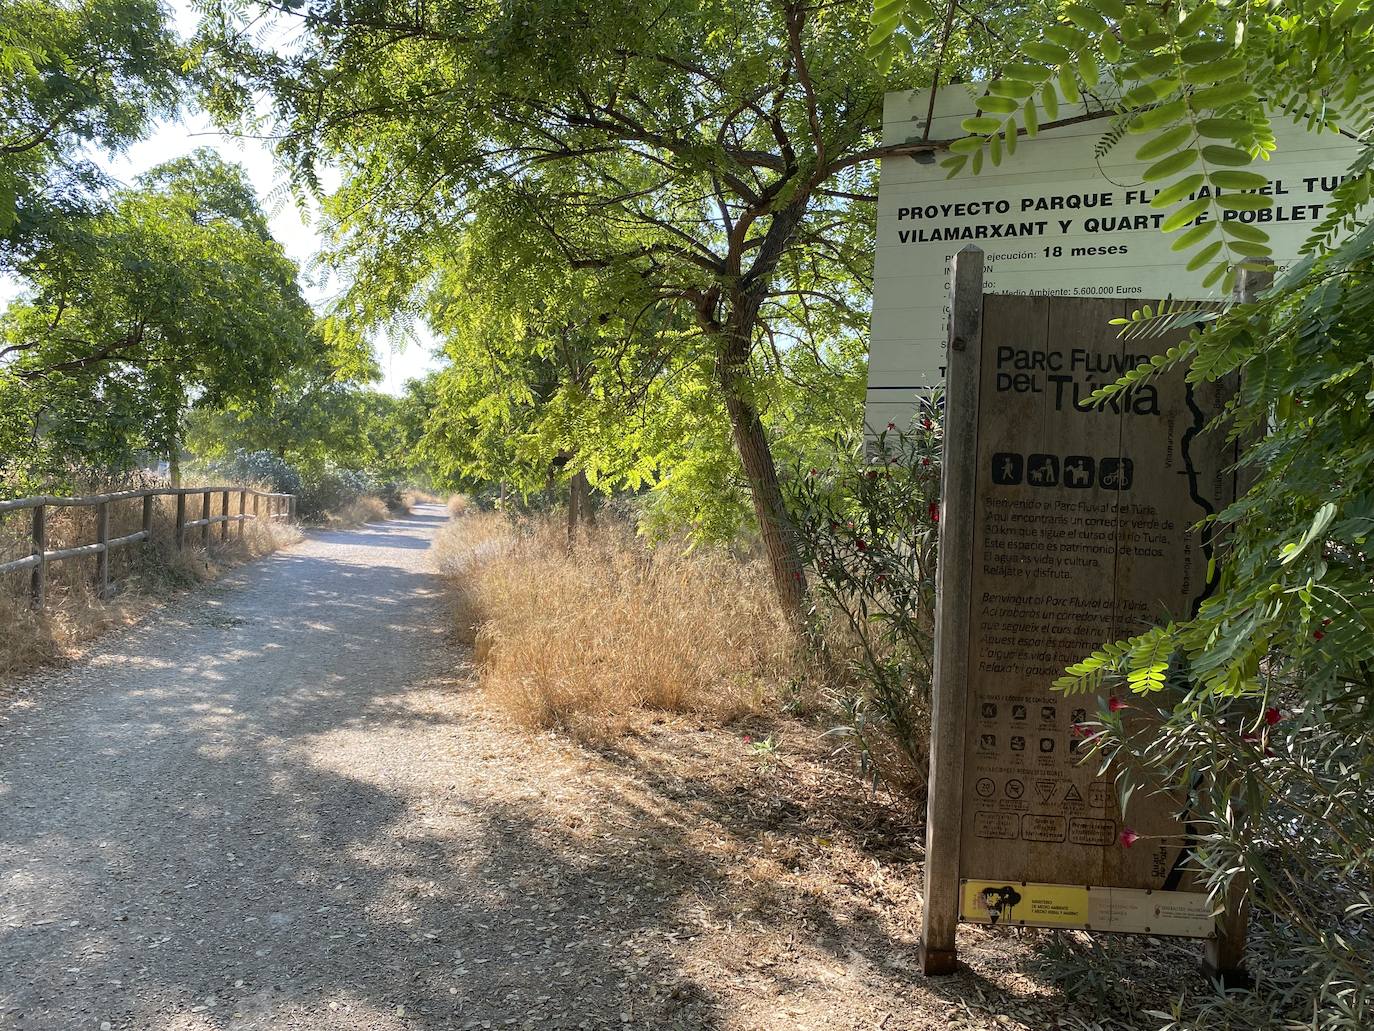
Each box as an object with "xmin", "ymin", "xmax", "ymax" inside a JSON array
[
  {"xmin": 319, "ymin": 495, "xmax": 390, "ymax": 528},
  {"xmin": 445, "ymin": 494, "xmax": 473, "ymax": 517},
  {"xmin": 403, "ymin": 489, "xmax": 443, "ymax": 508},
  {"xmin": 0, "ymin": 488, "xmax": 300, "ymax": 680},
  {"xmin": 434, "ymin": 511, "xmax": 803, "ymax": 738}
]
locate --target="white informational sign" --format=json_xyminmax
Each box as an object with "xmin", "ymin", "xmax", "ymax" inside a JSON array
[{"xmin": 866, "ymin": 87, "xmax": 1360, "ymax": 431}]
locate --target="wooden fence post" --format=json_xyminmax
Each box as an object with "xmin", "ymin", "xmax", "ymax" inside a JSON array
[
  {"xmin": 30, "ymin": 504, "xmax": 47, "ymax": 608},
  {"xmin": 253, "ymin": 493, "xmax": 260, "ymax": 523},
  {"xmin": 919, "ymin": 244, "xmax": 985, "ymax": 976},
  {"xmin": 288, "ymin": 496, "xmax": 296, "ymax": 523},
  {"xmin": 95, "ymin": 500, "xmax": 110, "ymax": 599},
  {"xmin": 1201, "ymin": 258, "xmax": 1273, "ymax": 990},
  {"xmin": 142, "ymin": 493, "xmax": 155, "ymax": 540},
  {"xmin": 201, "ymin": 491, "xmax": 212, "ymax": 547},
  {"xmin": 238, "ymin": 490, "xmax": 246, "ymax": 538},
  {"xmin": 175, "ymin": 493, "xmax": 186, "ymax": 550},
  {"xmin": 220, "ymin": 490, "xmax": 230, "ymax": 542}
]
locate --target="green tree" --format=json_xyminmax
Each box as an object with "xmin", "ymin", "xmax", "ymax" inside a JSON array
[
  {"xmin": 0, "ymin": 0, "xmax": 182, "ymax": 262},
  {"xmin": 194, "ymin": 0, "xmax": 1022, "ymax": 616},
  {"xmin": 0, "ymin": 151, "xmax": 328, "ymax": 491}
]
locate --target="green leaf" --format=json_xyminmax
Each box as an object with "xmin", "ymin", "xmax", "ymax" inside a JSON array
[
  {"xmin": 1201, "ymin": 145, "xmax": 1254, "ymax": 166},
  {"xmin": 1125, "ymin": 54, "xmax": 1177, "ymax": 80},
  {"xmin": 1202, "ymin": 260, "xmax": 1231, "ymax": 289},
  {"xmin": 1024, "ymin": 42, "xmax": 1073, "ymax": 65},
  {"xmin": 1045, "ymin": 26, "xmax": 1089, "ymax": 49},
  {"xmin": 1190, "ymin": 80, "xmax": 1253, "ymax": 107},
  {"xmin": 941, "ymin": 154, "xmax": 969, "ymax": 177},
  {"xmin": 1128, "ymin": 100, "xmax": 1187, "ymax": 133},
  {"xmin": 1220, "ymin": 220, "xmax": 1267, "ymax": 242},
  {"xmin": 1078, "ymin": 51, "xmax": 1100, "ymax": 87},
  {"xmin": 1209, "ymin": 170, "xmax": 1270, "ymax": 190},
  {"xmin": 1226, "ymin": 238, "xmax": 1274, "ymax": 257},
  {"xmin": 1151, "ymin": 173, "xmax": 1206, "ymax": 207},
  {"xmin": 1065, "ymin": 3, "xmax": 1108, "ymax": 32},
  {"xmin": 989, "ymin": 130, "xmax": 1003, "ymax": 165},
  {"xmin": 1059, "ymin": 66, "xmax": 1081, "ymax": 104},
  {"xmin": 1186, "ymin": 240, "xmax": 1224, "ymax": 270},
  {"xmin": 1183, "ymin": 58, "xmax": 1247, "ymax": 85},
  {"xmin": 1135, "ymin": 125, "xmax": 1194, "ymax": 161},
  {"xmin": 1143, "ymin": 149, "xmax": 1199, "ymax": 181},
  {"xmin": 1196, "ymin": 117, "xmax": 1253, "ymax": 139},
  {"xmin": 1100, "ymin": 33, "xmax": 1121, "ymax": 62},
  {"xmin": 1086, "ymin": 0, "xmax": 1126, "ymax": 19},
  {"xmin": 990, "ymin": 79, "xmax": 1037, "ymax": 99},
  {"xmin": 1281, "ymin": 503, "xmax": 1337, "ymax": 564},
  {"xmin": 961, "ymin": 116, "xmax": 1004, "ymax": 135},
  {"xmin": 1041, "ymin": 82, "xmax": 1059, "ymax": 120},
  {"xmin": 1180, "ymin": 40, "xmax": 1233, "ymax": 64},
  {"xmin": 1170, "ymin": 220, "xmax": 1217, "ymax": 250},
  {"xmin": 1004, "ymin": 62, "xmax": 1053, "ymax": 82},
  {"xmin": 1023, "ymin": 96, "xmax": 1039, "ymax": 136},
  {"xmin": 1161, "ymin": 197, "xmax": 1210, "ymax": 232},
  {"xmin": 949, "ymin": 136, "xmax": 984, "ymax": 154},
  {"xmin": 1333, "ymin": 0, "xmax": 1363, "ymax": 26},
  {"xmin": 978, "ymin": 95, "xmax": 1020, "ymax": 115}
]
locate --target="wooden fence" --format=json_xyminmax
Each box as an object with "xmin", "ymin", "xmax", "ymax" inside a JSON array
[{"xmin": 0, "ymin": 487, "xmax": 296, "ymax": 607}]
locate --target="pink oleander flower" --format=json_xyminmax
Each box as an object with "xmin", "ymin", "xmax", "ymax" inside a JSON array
[
  {"xmin": 1119, "ymin": 828, "xmax": 1139, "ymax": 848},
  {"xmin": 1108, "ymin": 695, "xmax": 1124, "ymax": 714}
]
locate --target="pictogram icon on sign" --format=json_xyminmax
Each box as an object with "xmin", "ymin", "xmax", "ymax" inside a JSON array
[
  {"xmin": 1100, "ymin": 457, "xmax": 1134, "ymax": 490},
  {"xmin": 991, "ymin": 452, "xmax": 1023, "ymax": 485},
  {"xmin": 1028, "ymin": 453, "xmax": 1059, "ymax": 486},
  {"xmin": 1063, "ymin": 455, "xmax": 1094, "ymax": 488}
]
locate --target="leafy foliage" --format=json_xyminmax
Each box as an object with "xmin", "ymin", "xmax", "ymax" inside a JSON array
[
  {"xmin": 0, "ymin": 0, "xmax": 182, "ymax": 262},
  {"xmin": 877, "ymin": 0, "xmax": 1374, "ymax": 291},
  {"xmin": 0, "ymin": 152, "xmax": 328, "ymax": 493},
  {"xmin": 192, "ymin": 0, "xmax": 987, "ymax": 614},
  {"xmin": 787, "ymin": 404, "xmax": 942, "ymax": 797},
  {"xmin": 1055, "ymin": 219, "xmax": 1374, "ymax": 1024}
]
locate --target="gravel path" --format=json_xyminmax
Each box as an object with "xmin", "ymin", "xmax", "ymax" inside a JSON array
[
  {"xmin": 0, "ymin": 503, "xmax": 1196, "ymax": 1031},
  {"xmin": 0, "ymin": 505, "xmax": 530, "ymax": 1031}
]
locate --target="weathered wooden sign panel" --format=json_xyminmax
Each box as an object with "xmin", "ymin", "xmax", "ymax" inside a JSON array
[{"xmin": 920, "ymin": 248, "xmax": 1240, "ymax": 973}]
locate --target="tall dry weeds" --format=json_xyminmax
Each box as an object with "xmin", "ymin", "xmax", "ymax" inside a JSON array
[
  {"xmin": 434, "ymin": 511, "xmax": 802, "ymax": 737},
  {"xmin": 0, "ymin": 488, "xmax": 300, "ymax": 680}
]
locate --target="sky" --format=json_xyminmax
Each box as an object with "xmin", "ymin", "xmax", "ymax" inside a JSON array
[{"xmin": 0, "ymin": 0, "xmax": 442, "ymax": 396}]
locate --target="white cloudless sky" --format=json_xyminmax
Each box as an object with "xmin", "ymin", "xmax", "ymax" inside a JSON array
[{"xmin": 1, "ymin": 0, "xmax": 442, "ymax": 395}]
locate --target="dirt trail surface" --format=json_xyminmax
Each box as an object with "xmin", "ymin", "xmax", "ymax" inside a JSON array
[{"xmin": 1, "ymin": 503, "xmax": 1195, "ymax": 1030}]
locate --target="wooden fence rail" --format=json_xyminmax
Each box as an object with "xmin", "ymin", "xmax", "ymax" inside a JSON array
[{"xmin": 0, "ymin": 487, "xmax": 296, "ymax": 607}]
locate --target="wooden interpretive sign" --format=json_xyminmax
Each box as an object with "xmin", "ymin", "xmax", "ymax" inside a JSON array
[{"xmin": 920, "ymin": 245, "xmax": 1243, "ymax": 976}]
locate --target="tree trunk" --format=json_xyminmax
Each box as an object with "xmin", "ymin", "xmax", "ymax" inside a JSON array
[
  {"xmin": 566, "ymin": 469, "xmax": 594, "ymax": 548},
  {"xmin": 716, "ymin": 333, "xmax": 808, "ymax": 621}
]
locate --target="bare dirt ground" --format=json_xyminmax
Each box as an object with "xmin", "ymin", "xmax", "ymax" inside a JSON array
[{"xmin": 0, "ymin": 504, "xmax": 1208, "ymax": 1030}]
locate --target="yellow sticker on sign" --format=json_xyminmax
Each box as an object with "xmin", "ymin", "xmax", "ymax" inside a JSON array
[
  {"xmin": 960, "ymin": 881, "xmax": 1217, "ymax": 937},
  {"xmin": 961, "ymin": 881, "xmax": 1088, "ymax": 927}
]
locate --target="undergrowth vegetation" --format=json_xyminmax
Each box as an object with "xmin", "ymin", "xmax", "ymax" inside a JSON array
[
  {"xmin": 433, "ymin": 511, "xmax": 805, "ymax": 738},
  {"xmin": 0, "ymin": 480, "xmax": 300, "ymax": 679}
]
